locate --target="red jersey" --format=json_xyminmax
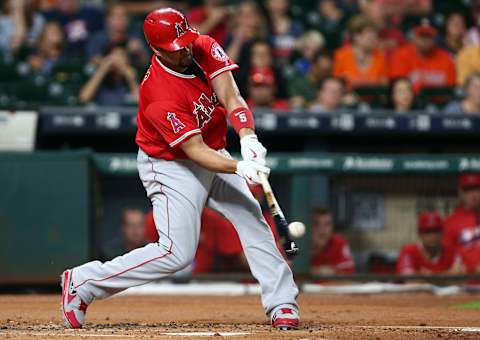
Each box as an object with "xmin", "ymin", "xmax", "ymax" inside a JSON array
[
  {"xmin": 458, "ymin": 241, "xmax": 480, "ymax": 274},
  {"xmin": 396, "ymin": 242, "xmax": 457, "ymax": 274},
  {"xmin": 310, "ymin": 234, "xmax": 355, "ymax": 274},
  {"xmin": 193, "ymin": 207, "xmax": 243, "ymax": 274},
  {"xmin": 135, "ymin": 35, "xmax": 239, "ymax": 160},
  {"xmin": 444, "ymin": 206, "xmax": 480, "ymax": 250}
]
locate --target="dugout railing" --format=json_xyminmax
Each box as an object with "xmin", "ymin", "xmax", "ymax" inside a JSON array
[{"xmin": 1, "ymin": 151, "xmax": 479, "ymax": 284}]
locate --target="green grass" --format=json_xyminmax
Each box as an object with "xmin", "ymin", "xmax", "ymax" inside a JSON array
[{"xmin": 452, "ymin": 301, "xmax": 480, "ymax": 310}]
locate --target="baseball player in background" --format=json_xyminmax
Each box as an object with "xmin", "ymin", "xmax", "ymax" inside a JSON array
[{"xmin": 61, "ymin": 8, "xmax": 299, "ymax": 330}]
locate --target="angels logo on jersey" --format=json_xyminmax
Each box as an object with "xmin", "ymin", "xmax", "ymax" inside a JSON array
[
  {"xmin": 193, "ymin": 93, "xmax": 215, "ymax": 128},
  {"xmin": 211, "ymin": 42, "xmax": 229, "ymax": 62},
  {"xmin": 167, "ymin": 112, "xmax": 186, "ymax": 133}
]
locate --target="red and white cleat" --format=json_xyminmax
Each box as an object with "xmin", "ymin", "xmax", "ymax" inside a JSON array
[
  {"xmin": 271, "ymin": 307, "xmax": 299, "ymax": 330},
  {"xmin": 60, "ymin": 269, "xmax": 88, "ymax": 329}
]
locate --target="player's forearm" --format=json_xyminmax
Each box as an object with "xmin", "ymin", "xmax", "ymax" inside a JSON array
[{"xmin": 182, "ymin": 140, "xmax": 237, "ymax": 173}]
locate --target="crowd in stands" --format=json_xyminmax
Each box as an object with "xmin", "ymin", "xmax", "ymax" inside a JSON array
[
  {"xmin": 1, "ymin": 0, "xmax": 480, "ymax": 113},
  {"xmin": 105, "ymin": 172, "xmax": 480, "ymax": 281}
]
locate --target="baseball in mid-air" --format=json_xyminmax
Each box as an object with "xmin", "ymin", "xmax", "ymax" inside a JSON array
[{"xmin": 288, "ymin": 221, "xmax": 306, "ymax": 239}]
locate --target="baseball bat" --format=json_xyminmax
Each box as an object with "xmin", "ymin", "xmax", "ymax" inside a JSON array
[{"xmin": 258, "ymin": 172, "xmax": 299, "ymax": 258}]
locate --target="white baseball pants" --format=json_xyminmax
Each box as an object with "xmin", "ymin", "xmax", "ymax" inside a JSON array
[{"xmin": 71, "ymin": 149, "xmax": 298, "ymax": 315}]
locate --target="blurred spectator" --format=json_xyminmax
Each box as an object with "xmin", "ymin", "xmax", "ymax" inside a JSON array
[
  {"xmin": 288, "ymin": 52, "xmax": 333, "ymax": 109},
  {"xmin": 188, "ymin": 0, "xmax": 229, "ymax": 46},
  {"xmin": 225, "ymin": 1, "xmax": 267, "ymax": 65},
  {"xmin": 308, "ymin": 77, "xmax": 345, "ymax": 114},
  {"xmin": 101, "ymin": 208, "xmax": 146, "ymax": 261},
  {"xmin": 235, "ymin": 40, "xmax": 287, "ymax": 99},
  {"xmin": 306, "ymin": 0, "xmax": 348, "ymax": 51},
  {"xmin": 444, "ymin": 173, "xmax": 480, "ymax": 250},
  {"xmin": 293, "ymin": 30, "xmax": 325, "ymax": 76},
  {"xmin": 43, "ymin": 0, "xmax": 104, "ymax": 57},
  {"xmin": 369, "ymin": 0, "xmax": 432, "ymax": 18},
  {"xmin": 456, "ymin": 45, "xmax": 480, "ymax": 85},
  {"xmin": 22, "ymin": 0, "xmax": 47, "ymax": 47},
  {"xmin": 389, "ymin": 78, "xmax": 416, "ymax": 113},
  {"xmin": 246, "ymin": 67, "xmax": 290, "ymax": 110},
  {"xmin": 264, "ymin": 0, "xmax": 303, "ymax": 64},
  {"xmin": 27, "ymin": 22, "xmax": 65, "ymax": 76},
  {"xmin": 79, "ymin": 47, "xmax": 139, "ymax": 105},
  {"xmin": 86, "ymin": 4, "xmax": 148, "ymax": 67},
  {"xmin": 310, "ymin": 207, "xmax": 355, "ymax": 276},
  {"xmin": 396, "ymin": 212, "xmax": 457, "ymax": 276},
  {"xmin": 438, "ymin": 12, "xmax": 467, "ymax": 57},
  {"xmin": 389, "ymin": 19, "xmax": 456, "ymax": 93},
  {"xmin": 358, "ymin": 0, "xmax": 406, "ymax": 57},
  {"xmin": 333, "ymin": 15, "xmax": 387, "ymax": 87},
  {"xmin": 118, "ymin": 1, "xmax": 172, "ymax": 16},
  {"xmin": 444, "ymin": 72, "xmax": 480, "ymax": 115},
  {"xmin": 0, "ymin": 0, "xmax": 26, "ymax": 58}
]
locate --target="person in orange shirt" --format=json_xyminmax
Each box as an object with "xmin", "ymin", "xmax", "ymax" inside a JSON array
[
  {"xmin": 333, "ymin": 15, "xmax": 387, "ymax": 88},
  {"xmin": 396, "ymin": 212, "xmax": 457, "ymax": 276},
  {"xmin": 444, "ymin": 173, "xmax": 480, "ymax": 251},
  {"xmin": 389, "ymin": 18, "xmax": 456, "ymax": 93}
]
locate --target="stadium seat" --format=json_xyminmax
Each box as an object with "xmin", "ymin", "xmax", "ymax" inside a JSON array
[
  {"xmin": 418, "ymin": 86, "xmax": 458, "ymax": 109},
  {"xmin": 353, "ymin": 85, "xmax": 390, "ymax": 109}
]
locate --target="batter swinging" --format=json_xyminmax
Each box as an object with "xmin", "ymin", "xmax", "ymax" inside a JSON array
[{"xmin": 60, "ymin": 8, "xmax": 299, "ymax": 330}]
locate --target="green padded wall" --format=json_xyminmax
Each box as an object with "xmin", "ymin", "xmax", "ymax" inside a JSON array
[{"xmin": 0, "ymin": 151, "xmax": 91, "ymax": 283}]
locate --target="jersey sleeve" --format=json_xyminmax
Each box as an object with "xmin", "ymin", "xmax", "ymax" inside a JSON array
[
  {"xmin": 193, "ymin": 35, "xmax": 239, "ymax": 80},
  {"xmin": 144, "ymin": 101, "xmax": 201, "ymax": 148},
  {"xmin": 396, "ymin": 245, "xmax": 416, "ymax": 274},
  {"xmin": 334, "ymin": 237, "xmax": 355, "ymax": 274}
]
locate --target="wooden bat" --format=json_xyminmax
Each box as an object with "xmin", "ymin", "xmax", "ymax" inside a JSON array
[{"xmin": 258, "ymin": 172, "xmax": 299, "ymax": 258}]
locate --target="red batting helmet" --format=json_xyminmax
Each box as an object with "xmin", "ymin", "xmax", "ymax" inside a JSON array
[{"xmin": 143, "ymin": 8, "xmax": 199, "ymax": 52}]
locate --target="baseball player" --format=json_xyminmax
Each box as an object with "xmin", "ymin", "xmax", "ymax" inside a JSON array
[
  {"xmin": 61, "ymin": 8, "xmax": 299, "ymax": 330},
  {"xmin": 396, "ymin": 212, "xmax": 457, "ymax": 276}
]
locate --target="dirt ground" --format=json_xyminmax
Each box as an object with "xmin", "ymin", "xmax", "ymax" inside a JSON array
[{"xmin": 1, "ymin": 293, "xmax": 480, "ymax": 339}]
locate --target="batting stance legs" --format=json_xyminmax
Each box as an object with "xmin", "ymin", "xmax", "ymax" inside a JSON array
[{"xmin": 65, "ymin": 149, "xmax": 298, "ymax": 323}]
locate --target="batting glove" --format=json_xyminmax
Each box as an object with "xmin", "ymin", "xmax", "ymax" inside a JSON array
[
  {"xmin": 240, "ymin": 134, "xmax": 267, "ymax": 166},
  {"xmin": 236, "ymin": 160, "xmax": 270, "ymax": 185}
]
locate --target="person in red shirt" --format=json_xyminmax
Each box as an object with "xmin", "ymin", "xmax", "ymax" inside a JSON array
[
  {"xmin": 389, "ymin": 18, "xmax": 456, "ymax": 93},
  {"xmin": 396, "ymin": 212, "xmax": 457, "ymax": 276},
  {"xmin": 246, "ymin": 67, "xmax": 290, "ymax": 110},
  {"xmin": 61, "ymin": 8, "xmax": 298, "ymax": 330},
  {"xmin": 310, "ymin": 207, "xmax": 355, "ymax": 276},
  {"xmin": 444, "ymin": 173, "xmax": 480, "ymax": 250}
]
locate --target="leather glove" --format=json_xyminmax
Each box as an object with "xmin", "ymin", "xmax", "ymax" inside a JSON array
[
  {"xmin": 236, "ymin": 160, "xmax": 270, "ymax": 185},
  {"xmin": 240, "ymin": 134, "xmax": 267, "ymax": 166}
]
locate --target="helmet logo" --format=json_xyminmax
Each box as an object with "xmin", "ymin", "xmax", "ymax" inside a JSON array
[{"xmin": 175, "ymin": 22, "xmax": 186, "ymax": 37}]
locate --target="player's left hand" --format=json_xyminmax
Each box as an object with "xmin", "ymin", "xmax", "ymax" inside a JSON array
[{"xmin": 240, "ymin": 134, "xmax": 267, "ymax": 166}]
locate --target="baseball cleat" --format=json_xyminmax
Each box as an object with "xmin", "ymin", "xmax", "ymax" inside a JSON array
[
  {"xmin": 271, "ymin": 307, "xmax": 299, "ymax": 330},
  {"xmin": 60, "ymin": 269, "xmax": 88, "ymax": 329}
]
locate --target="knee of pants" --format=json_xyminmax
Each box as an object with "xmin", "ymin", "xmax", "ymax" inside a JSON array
[{"xmin": 169, "ymin": 245, "xmax": 196, "ymax": 271}]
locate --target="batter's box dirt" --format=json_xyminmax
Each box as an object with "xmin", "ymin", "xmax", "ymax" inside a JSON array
[{"xmin": 1, "ymin": 294, "xmax": 480, "ymax": 339}]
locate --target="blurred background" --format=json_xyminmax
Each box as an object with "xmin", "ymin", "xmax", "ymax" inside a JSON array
[{"xmin": 2, "ymin": 0, "xmax": 480, "ymax": 289}]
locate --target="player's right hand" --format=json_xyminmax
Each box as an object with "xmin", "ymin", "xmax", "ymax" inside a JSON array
[{"xmin": 236, "ymin": 160, "xmax": 270, "ymax": 185}]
